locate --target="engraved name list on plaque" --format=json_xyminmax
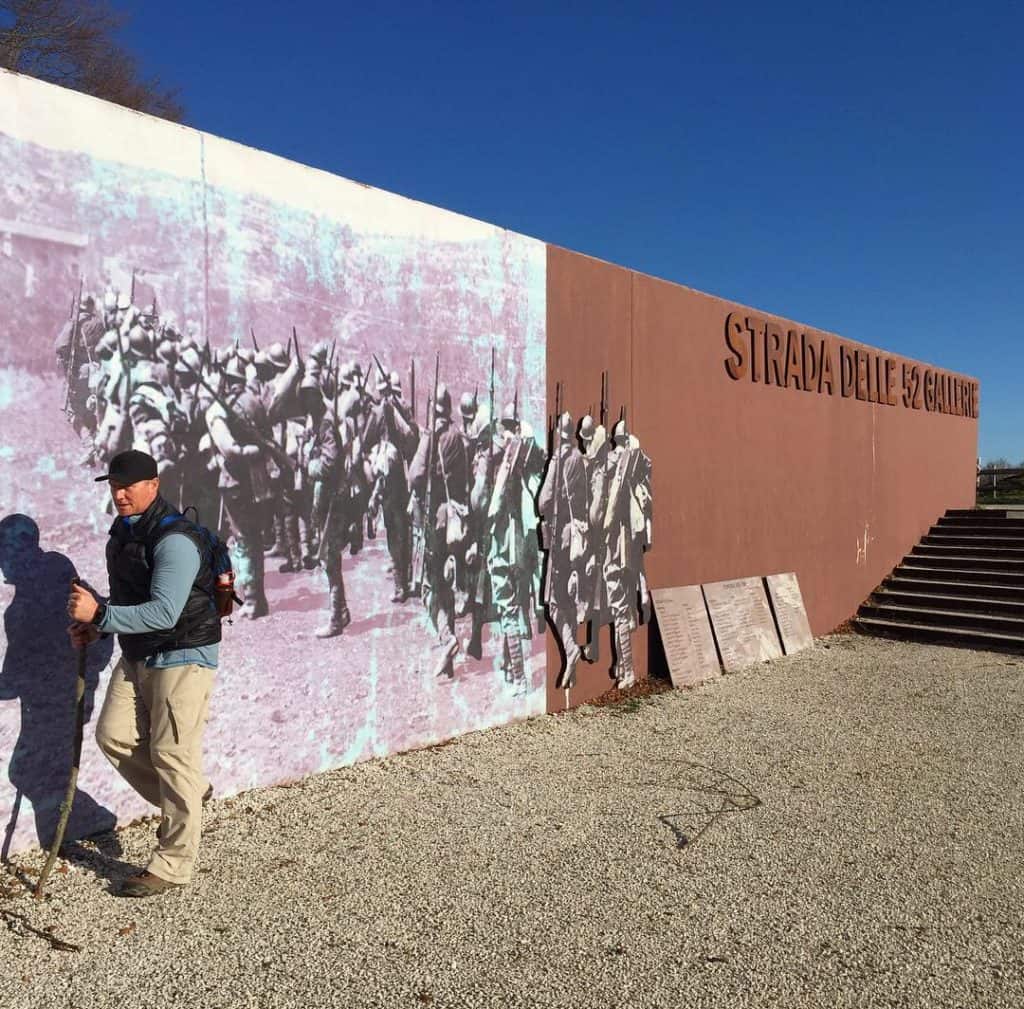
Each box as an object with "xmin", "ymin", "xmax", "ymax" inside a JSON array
[
  {"xmin": 651, "ymin": 585, "xmax": 721, "ymax": 688},
  {"xmin": 702, "ymin": 576, "xmax": 783, "ymax": 672}
]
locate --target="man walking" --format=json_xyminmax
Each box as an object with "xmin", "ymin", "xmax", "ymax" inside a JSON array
[{"xmin": 67, "ymin": 449, "xmax": 219, "ymax": 898}]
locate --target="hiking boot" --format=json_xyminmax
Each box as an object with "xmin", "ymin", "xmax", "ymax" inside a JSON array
[{"xmin": 117, "ymin": 871, "xmax": 184, "ymax": 899}]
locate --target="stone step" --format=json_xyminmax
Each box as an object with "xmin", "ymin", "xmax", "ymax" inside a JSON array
[
  {"xmin": 933, "ymin": 528, "xmax": 1024, "ymax": 544},
  {"xmin": 858, "ymin": 509, "xmax": 1024, "ymax": 653},
  {"xmin": 903, "ymin": 553, "xmax": 1024, "ymax": 572},
  {"xmin": 945, "ymin": 509, "xmax": 1006, "ymax": 518},
  {"xmin": 922, "ymin": 533, "xmax": 1024, "ymax": 550},
  {"xmin": 936, "ymin": 518, "xmax": 1024, "ymax": 531},
  {"xmin": 858, "ymin": 602, "xmax": 1024, "ymax": 636},
  {"xmin": 872, "ymin": 588, "xmax": 1024, "ymax": 617},
  {"xmin": 886, "ymin": 574, "xmax": 1024, "ymax": 601},
  {"xmin": 855, "ymin": 616, "xmax": 1024, "ymax": 653},
  {"xmin": 895, "ymin": 564, "xmax": 1024, "ymax": 587}
]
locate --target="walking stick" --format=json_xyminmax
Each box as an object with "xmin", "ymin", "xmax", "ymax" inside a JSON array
[
  {"xmin": 2, "ymin": 788, "xmax": 23, "ymax": 863},
  {"xmin": 35, "ymin": 581, "xmax": 88, "ymax": 899}
]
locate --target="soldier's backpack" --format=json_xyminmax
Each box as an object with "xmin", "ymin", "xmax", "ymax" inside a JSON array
[{"xmin": 161, "ymin": 506, "xmax": 243, "ymax": 620}]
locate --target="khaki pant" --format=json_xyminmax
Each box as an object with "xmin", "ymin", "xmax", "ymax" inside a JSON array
[{"xmin": 95, "ymin": 657, "xmax": 215, "ymax": 884}]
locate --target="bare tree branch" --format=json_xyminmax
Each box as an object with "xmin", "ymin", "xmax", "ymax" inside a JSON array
[{"xmin": 0, "ymin": 0, "xmax": 185, "ymax": 121}]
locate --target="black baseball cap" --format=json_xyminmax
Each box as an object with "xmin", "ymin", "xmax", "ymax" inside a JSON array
[{"xmin": 94, "ymin": 450, "xmax": 159, "ymax": 484}]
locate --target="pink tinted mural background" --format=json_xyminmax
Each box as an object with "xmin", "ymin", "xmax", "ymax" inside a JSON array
[{"xmin": 0, "ymin": 72, "xmax": 546, "ymax": 854}]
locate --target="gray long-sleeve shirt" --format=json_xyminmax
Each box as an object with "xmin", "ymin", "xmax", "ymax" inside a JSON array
[{"xmin": 98, "ymin": 519, "xmax": 219, "ymax": 670}]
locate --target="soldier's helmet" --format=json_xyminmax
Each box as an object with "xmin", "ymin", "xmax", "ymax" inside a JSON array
[
  {"xmin": 162, "ymin": 311, "xmax": 179, "ymax": 337},
  {"xmin": 376, "ymin": 369, "xmax": 390, "ymax": 394},
  {"xmin": 435, "ymin": 384, "xmax": 453, "ymax": 417},
  {"xmin": 351, "ymin": 362, "xmax": 364, "ymax": 387},
  {"xmin": 339, "ymin": 361, "xmax": 355, "ymax": 388},
  {"xmin": 143, "ymin": 302, "xmax": 157, "ymax": 320},
  {"xmin": 224, "ymin": 355, "xmax": 247, "ymax": 382},
  {"xmin": 578, "ymin": 415, "xmax": 596, "ymax": 443},
  {"xmin": 311, "ymin": 341, "xmax": 329, "ymax": 363},
  {"xmin": 103, "ymin": 288, "xmax": 118, "ymax": 311},
  {"xmin": 500, "ymin": 401, "xmax": 519, "ymax": 430},
  {"xmin": 300, "ymin": 371, "xmax": 321, "ymax": 392},
  {"xmin": 237, "ymin": 347, "xmax": 255, "ymax": 365},
  {"xmin": 557, "ymin": 411, "xmax": 574, "ymax": 440},
  {"xmin": 253, "ymin": 350, "xmax": 272, "ymax": 372},
  {"xmin": 388, "ymin": 370, "xmax": 402, "ymax": 395},
  {"xmin": 266, "ymin": 341, "xmax": 289, "ymax": 370},
  {"xmin": 174, "ymin": 346, "xmax": 202, "ymax": 376},
  {"xmin": 459, "ymin": 391, "xmax": 478, "ymax": 419},
  {"xmin": 612, "ymin": 417, "xmax": 630, "ymax": 445},
  {"xmin": 80, "ymin": 294, "xmax": 96, "ymax": 314},
  {"xmin": 116, "ymin": 292, "xmax": 132, "ymax": 311}
]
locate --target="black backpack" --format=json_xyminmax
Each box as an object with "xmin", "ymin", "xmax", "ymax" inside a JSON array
[{"xmin": 163, "ymin": 506, "xmax": 243, "ymax": 619}]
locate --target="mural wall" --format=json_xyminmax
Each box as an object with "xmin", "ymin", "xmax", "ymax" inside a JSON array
[{"xmin": 0, "ymin": 71, "xmax": 546, "ymax": 853}]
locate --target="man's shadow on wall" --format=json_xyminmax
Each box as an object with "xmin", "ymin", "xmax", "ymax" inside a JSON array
[{"xmin": 0, "ymin": 514, "xmax": 123, "ymax": 867}]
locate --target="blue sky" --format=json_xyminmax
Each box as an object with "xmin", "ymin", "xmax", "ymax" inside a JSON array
[{"xmin": 122, "ymin": 2, "xmax": 1021, "ymax": 462}]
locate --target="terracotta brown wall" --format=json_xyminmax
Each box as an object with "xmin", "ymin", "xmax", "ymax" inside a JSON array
[{"xmin": 546, "ymin": 246, "xmax": 979, "ymax": 712}]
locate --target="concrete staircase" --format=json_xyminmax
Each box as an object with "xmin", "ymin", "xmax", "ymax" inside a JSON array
[{"xmin": 856, "ymin": 509, "xmax": 1024, "ymax": 653}]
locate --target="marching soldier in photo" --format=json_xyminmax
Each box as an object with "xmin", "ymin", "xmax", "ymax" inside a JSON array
[
  {"xmin": 307, "ymin": 366, "xmax": 357, "ymax": 637},
  {"xmin": 254, "ymin": 341, "xmax": 300, "ymax": 561},
  {"xmin": 363, "ymin": 367, "xmax": 418, "ymax": 602},
  {"xmin": 332, "ymin": 361, "xmax": 371, "ymax": 556},
  {"xmin": 601, "ymin": 414, "xmax": 653, "ymax": 688},
  {"xmin": 538, "ymin": 410, "xmax": 589, "ymax": 688},
  {"xmin": 275, "ymin": 363, "xmax": 314, "ymax": 574},
  {"xmin": 486, "ymin": 400, "xmax": 544, "ymax": 693},
  {"xmin": 125, "ymin": 364, "xmax": 181, "ymax": 496},
  {"xmin": 462, "ymin": 384, "xmax": 496, "ymax": 660},
  {"xmin": 56, "ymin": 290, "xmax": 105, "ymax": 438},
  {"xmin": 170, "ymin": 345, "xmax": 221, "ymax": 524},
  {"xmin": 205, "ymin": 354, "xmax": 275, "ymax": 619},
  {"xmin": 409, "ymin": 381, "xmax": 470, "ymax": 678},
  {"xmin": 294, "ymin": 369, "xmax": 327, "ymax": 568}
]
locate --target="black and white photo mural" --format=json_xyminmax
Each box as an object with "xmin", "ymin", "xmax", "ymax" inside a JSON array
[
  {"xmin": 538, "ymin": 376, "xmax": 653, "ymax": 690},
  {"xmin": 0, "ymin": 71, "xmax": 548, "ymax": 854}
]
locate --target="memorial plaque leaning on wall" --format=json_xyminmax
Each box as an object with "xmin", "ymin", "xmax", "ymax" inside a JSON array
[
  {"xmin": 764, "ymin": 572, "xmax": 814, "ymax": 655},
  {"xmin": 702, "ymin": 576, "xmax": 783, "ymax": 672},
  {"xmin": 651, "ymin": 585, "xmax": 720, "ymax": 688}
]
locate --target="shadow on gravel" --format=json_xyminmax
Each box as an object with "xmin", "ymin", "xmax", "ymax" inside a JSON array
[
  {"xmin": 58, "ymin": 832, "xmax": 141, "ymax": 886},
  {"xmin": 647, "ymin": 759, "xmax": 763, "ymax": 850}
]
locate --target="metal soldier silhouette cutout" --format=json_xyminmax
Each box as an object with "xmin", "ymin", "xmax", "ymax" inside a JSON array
[{"xmin": 538, "ymin": 380, "xmax": 654, "ymax": 690}]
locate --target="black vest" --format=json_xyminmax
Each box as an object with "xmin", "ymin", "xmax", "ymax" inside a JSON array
[{"xmin": 105, "ymin": 495, "xmax": 222, "ymax": 660}]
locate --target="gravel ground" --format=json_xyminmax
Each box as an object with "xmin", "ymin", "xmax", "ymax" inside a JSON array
[{"xmin": 2, "ymin": 633, "xmax": 1023, "ymax": 1008}]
